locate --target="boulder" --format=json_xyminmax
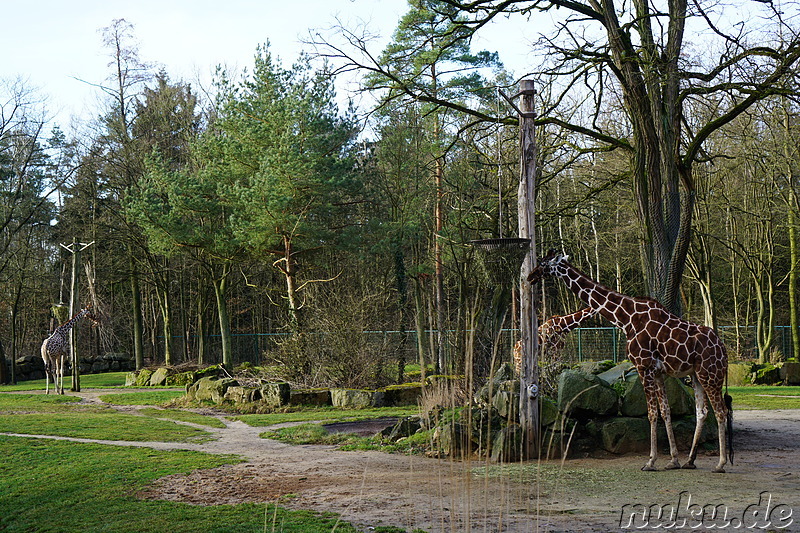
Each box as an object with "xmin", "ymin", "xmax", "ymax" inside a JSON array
[
  {"xmin": 331, "ymin": 388, "xmax": 384, "ymax": 408},
  {"xmin": 619, "ymin": 375, "xmax": 694, "ymax": 417},
  {"xmin": 166, "ymin": 371, "xmax": 196, "ymax": 387},
  {"xmin": 437, "ymin": 420, "xmax": 474, "ymax": 458},
  {"xmin": 135, "ymin": 369, "xmax": 153, "ymax": 387},
  {"xmin": 597, "ymin": 361, "xmax": 635, "ymax": 385},
  {"xmin": 382, "ymin": 416, "xmax": 423, "ymax": 441},
  {"xmin": 540, "ymin": 397, "xmax": 559, "ymax": 427},
  {"xmin": 149, "ymin": 367, "xmax": 170, "ymax": 387},
  {"xmin": 383, "ymin": 383, "xmax": 424, "ymax": 406},
  {"xmin": 290, "ymin": 389, "xmax": 332, "ymax": 406},
  {"xmin": 575, "ymin": 360, "xmax": 616, "ymax": 375},
  {"xmin": 557, "ymin": 370, "xmax": 619, "ymax": 417},
  {"xmin": 600, "ymin": 417, "xmax": 651, "ymax": 454},
  {"xmin": 125, "ymin": 371, "xmax": 138, "ymax": 386},
  {"xmin": 224, "ymin": 385, "xmax": 259, "ymax": 404},
  {"xmin": 752, "ymin": 364, "xmax": 781, "ymax": 385},
  {"xmin": 491, "ymin": 389, "xmax": 519, "ymax": 420},
  {"xmin": 189, "ymin": 376, "xmax": 237, "ymax": 403},
  {"xmin": 781, "ymin": 362, "xmax": 800, "ymax": 385},
  {"xmin": 260, "ymin": 382, "xmax": 290, "ymax": 407},
  {"xmin": 490, "ymin": 424, "xmax": 524, "ymax": 462}
]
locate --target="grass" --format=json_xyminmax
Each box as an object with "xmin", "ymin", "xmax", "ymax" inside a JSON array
[
  {"xmin": 727, "ymin": 386, "xmax": 800, "ymax": 410},
  {"xmin": 0, "ymin": 436, "xmax": 361, "ymax": 533},
  {"xmin": 100, "ymin": 390, "xmax": 186, "ymax": 405},
  {"xmin": 262, "ymin": 422, "xmax": 435, "ymax": 454},
  {"xmin": 231, "ymin": 406, "xmax": 419, "ymax": 427},
  {"xmin": 138, "ymin": 407, "xmax": 227, "ymax": 428},
  {"xmin": 0, "ymin": 392, "xmax": 211, "ymax": 442},
  {"xmin": 0, "ymin": 371, "xmax": 130, "ymax": 391}
]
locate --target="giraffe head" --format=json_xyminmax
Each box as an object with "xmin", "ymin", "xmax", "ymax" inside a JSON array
[
  {"xmin": 81, "ymin": 305, "xmax": 101, "ymax": 327},
  {"xmin": 527, "ymin": 249, "xmax": 569, "ymax": 285}
]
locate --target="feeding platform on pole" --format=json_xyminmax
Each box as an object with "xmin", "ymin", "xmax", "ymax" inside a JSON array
[{"xmin": 469, "ymin": 237, "xmax": 531, "ymax": 286}]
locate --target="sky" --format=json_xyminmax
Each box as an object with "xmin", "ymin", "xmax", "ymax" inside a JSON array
[{"xmin": 2, "ymin": 0, "xmax": 540, "ymax": 132}]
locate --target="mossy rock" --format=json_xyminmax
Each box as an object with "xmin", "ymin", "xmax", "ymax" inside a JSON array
[
  {"xmin": 383, "ymin": 383, "xmax": 423, "ymax": 406},
  {"xmin": 149, "ymin": 367, "xmax": 170, "ymax": 387},
  {"xmin": 600, "ymin": 417, "xmax": 651, "ymax": 454},
  {"xmin": 330, "ymin": 388, "xmax": 384, "ymax": 408},
  {"xmin": 557, "ymin": 370, "xmax": 619, "ymax": 417},
  {"xmin": 224, "ymin": 385, "xmax": 259, "ymax": 404},
  {"xmin": 166, "ymin": 371, "xmax": 196, "ymax": 387},
  {"xmin": 597, "ymin": 361, "xmax": 635, "ymax": 385},
  {"xmin": 124, "ymin": 371, "xmax": 138, "ymax": 387},
  {"xmin": 290, "ymin": 389, "xmax": 332, "ymax": 406},
  {"xmin": 620, "ymin": 375, "xmax": 694, "ymax": 417},
  {"xmin": 540, "ymin": 397, "xmax": 559, "ymax": 427},
  {"xmin": 189, "ymin": 376, "xmax": 238, "ymax": 403},
  {"xmin": 382, "ymin": 416, "xmax": 423, "ymax": 441},
  {"xmin": 753, "ymin": 364, "xmax": 781, "ymax": 385},
  {"xmin": 575, "ymin": 360, "xmax": 616, "ymax": 375},
  {"xmin": 135, "ymin": 369, "xmax": 153, "ymax": 387},
  {"xmin": 490, "ymin": 424, "xmax": 524, "ymax": 462},
  {"xmin": 260, "ymin": 382, "xmax": 290, "ymax": 407},
  {"xmin": 781, "ymin": 362, "xmax": 800, "ymax": 385}
]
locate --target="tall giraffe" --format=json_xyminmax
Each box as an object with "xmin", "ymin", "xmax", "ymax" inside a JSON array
[
  {"xmin": 40, "ymin": 306, "xmax": 99, "ymax": 395},
  {"xmin": 529, "ymin": 251, "xmax": 732, "ymax": 473},
  {"xmin": 513, "ymin": 307, "xmax": 599, "ymax": 374}
]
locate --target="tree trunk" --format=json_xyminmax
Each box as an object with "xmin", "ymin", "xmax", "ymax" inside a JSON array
[
  {"xmin": 211, "ymin": 269, "xmax": 232, "ymax": 366},
  {"xmin": 130, "ymin": 253, "xmax": 145, "ymax": 370}
]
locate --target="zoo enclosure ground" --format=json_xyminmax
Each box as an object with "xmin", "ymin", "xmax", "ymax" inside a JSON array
[{"xmin": 2, "ymin": 386, "xmax": 799, "ymax": 532}]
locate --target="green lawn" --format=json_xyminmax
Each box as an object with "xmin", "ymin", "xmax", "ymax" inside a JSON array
[
  {"xmin": 0, "ymin": 436, "xmax": 360, "ymax": 533},
  {"xmin": 727, "ymin": 386, "xmax": 800, "ymax": 410},
  {"xmin": 231, "ymin": 406, "xmax": 419, "ymax": 427},
  {"xmin": 0, "ymin": 371, "xmax": 130, "ymax": 391}
]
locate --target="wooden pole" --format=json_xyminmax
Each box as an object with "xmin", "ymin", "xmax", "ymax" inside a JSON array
[
  {"xmin": 69, "ymin": 237, "xmax": 81, "ymax": 392},
  {"xmin": 517, "ymin": 79, "xmax": 540, "ymax": 459}
]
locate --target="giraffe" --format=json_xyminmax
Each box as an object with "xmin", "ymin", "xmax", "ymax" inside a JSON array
[
  {"xmin": 528, "ymin": 250, "xmax": 732, "ymax": 473},
  {"xmin": 513, "ymin": 307, "xmax": 599, "ymax": 375},
  {"xmin": 40, "ymin": 306, "xmax": 99, "ymax": 395}
]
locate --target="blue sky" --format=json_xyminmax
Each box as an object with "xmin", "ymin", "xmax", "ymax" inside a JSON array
[{"xmin": 2, "ymin": 0, "xmax": 537, "ymax": 131}]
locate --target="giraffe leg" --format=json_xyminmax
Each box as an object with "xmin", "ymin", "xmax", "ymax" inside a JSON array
[
  {"xmin": 654, "ymin": 376, "xmax": 681, "ymax": 470},
  {"xmin": 683, "ymin": 375, "xmax": 708, "ymax": 469},
  {"xmin": 642, "ymin": 375, "xmax": 661, "ymax": 471},
  {"xmin": 706, "ymin": 387, "xmax": 728, "ymax": 473}
]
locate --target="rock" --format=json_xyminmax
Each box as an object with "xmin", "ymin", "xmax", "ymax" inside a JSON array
[
  {"xmin": 491, "ymin": 390, "xmax": 519, "ymax": 420},
  {"xmin": 331, "ymin": 388, "xmax": 384, "ymax": 408},
  {"xmin": 540, "ymin": 397, "xmax": 559, "ymax": 427},
  {"xmin": 490, "ymin": 424, "xmax": 524, "ymax": 462},
  {"xmin": 781, "ymin": 362, "xmax": 800, "ymax": 385},
  {"xmin": 225, "ymin": 385, "xmax": 263, "ymax": 404},
  {"xmin": 135, "ymin": 369, "xmax": 153, "ymax": 387},
  {"xmin": 619, "ymin": 375, "xmax": 694, "ymax": 417},
  {"xmin": 728, "ymin": 363, "xmax": 754, "ymax": 386},
  {"xmin": 476, "ymin": 363, "xmax": 516, "ymax": 404},
  {"xmin": 752, "ymin": 364, "xmax": 781, "ymax": 385},
  {"xmin": 383, "ymin": 383, "xmax": 423, "ymax": 406},
  {"xmin": 597, "ymin": 361, "xmax": 635, "ymax": 385},
  {"xmin": 190, "ymin": 376, "xmax": 238, "ymax": 403},
  {"xmin": 600, "ymin": 417, "xmax": 651, "ymax": 454},
  {"xmin": 290, "ymin": 389, "xmax": 332, "ymax": 406},
  {"xmin": 260, "ymin": 382, "xmax": 290, "ymax": 407},
  {"xmin": 382, "ymin": 416, "xmax": 423, "ymax": 441},
  {"xmin": 557, "ymin": 370, "xmax": 619, "ymax": 417},
  {"xmin": 166, "ymin": 371, "xmax": 196, "ymax": 387},
  {"xmin": 437, "ymin": 420, "xmax": 474, "ymax": 458},
  {"xmin": 125, "ymin": 371, "xmax": 138, "ymax": 387},
  {"xmin": 149, "ymin": 367, "xmax": 170, "ymax": 386},
  {"xmin": 575, "ymin": 360, "xmax": 615, "ymax": 375}
]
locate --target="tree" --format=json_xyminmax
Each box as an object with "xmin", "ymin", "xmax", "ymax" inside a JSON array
[{"xmin": 320, "ymin": 0, "xmax": 800, "ymax": 315}]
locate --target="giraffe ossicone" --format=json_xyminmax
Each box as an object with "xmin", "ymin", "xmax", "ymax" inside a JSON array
[
  {"xmin": 529, "ymin": 250, "xmax": 732, "ymax": 473},
  {"xmin": 40, "ymin": 306, "xmax": 100, "ymax": 395}
]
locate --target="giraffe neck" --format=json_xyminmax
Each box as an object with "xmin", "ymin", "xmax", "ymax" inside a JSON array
[
  {"xmin": 56, "ymin": 309, "xmax": 89, "ymax": 334},
  {"xmin": 553, "ymin": 263, "xmax": 632, "ymax": 330},
  {"xmin": 553, "ymin": 307, "xmax": 596, "ymax": 334}
]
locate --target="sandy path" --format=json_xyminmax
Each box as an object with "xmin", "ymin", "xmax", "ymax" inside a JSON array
[{"xmin": 4, "ymin": 389, "xmax": 800, "ymax": 532}]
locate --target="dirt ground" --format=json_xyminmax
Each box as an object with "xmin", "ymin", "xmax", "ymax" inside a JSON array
[{"xmin": 6, "ymin": 389, "xmax": 800, "ymax": 532}]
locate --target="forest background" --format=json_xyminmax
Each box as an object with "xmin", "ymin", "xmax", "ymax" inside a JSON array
[{"xmin": 1, "ymin": 0, "xmax": 799, "ymax": 389}]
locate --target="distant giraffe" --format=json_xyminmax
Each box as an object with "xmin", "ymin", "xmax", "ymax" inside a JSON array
[
  {"xmin": 40, "ymin": 306, "xmax": 99, "ymax": 394},
  {"xmin": 512, "ymin": 307, "xmax": 598, "ymax": 375},
  {"xmin": 529, "ymin": 250, "xmax": 732, "ymax": 472}
]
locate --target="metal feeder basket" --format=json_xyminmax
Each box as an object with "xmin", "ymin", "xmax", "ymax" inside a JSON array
[{"xmin": 469, "ymin": 237, "xmax": 531, "ymax": 286}]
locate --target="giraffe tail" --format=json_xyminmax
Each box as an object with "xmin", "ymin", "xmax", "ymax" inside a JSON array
[{"xmin": 724, "ymin": 393, "xmax": 734, "ymax": 465}]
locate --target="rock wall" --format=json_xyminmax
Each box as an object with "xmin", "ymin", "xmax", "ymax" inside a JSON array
[{"xmin": 11, "ymin": 352, "xmax": 135, "ymax": 382}]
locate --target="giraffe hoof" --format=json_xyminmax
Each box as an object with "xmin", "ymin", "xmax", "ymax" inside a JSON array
[
  {"xmin": 712, "ymin": 467, "xmax": 726, "ymax": 474},
  {"xmin": 681, "ymin": 462, "xmax": 697, "ymax": 470},
  {"xmin": 641, "ymin": 465, "xmax": 658, "ymax": 472},
  {"xmin": 664, "ymin": 461, "xmax": 681, "ymax": 470}
]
